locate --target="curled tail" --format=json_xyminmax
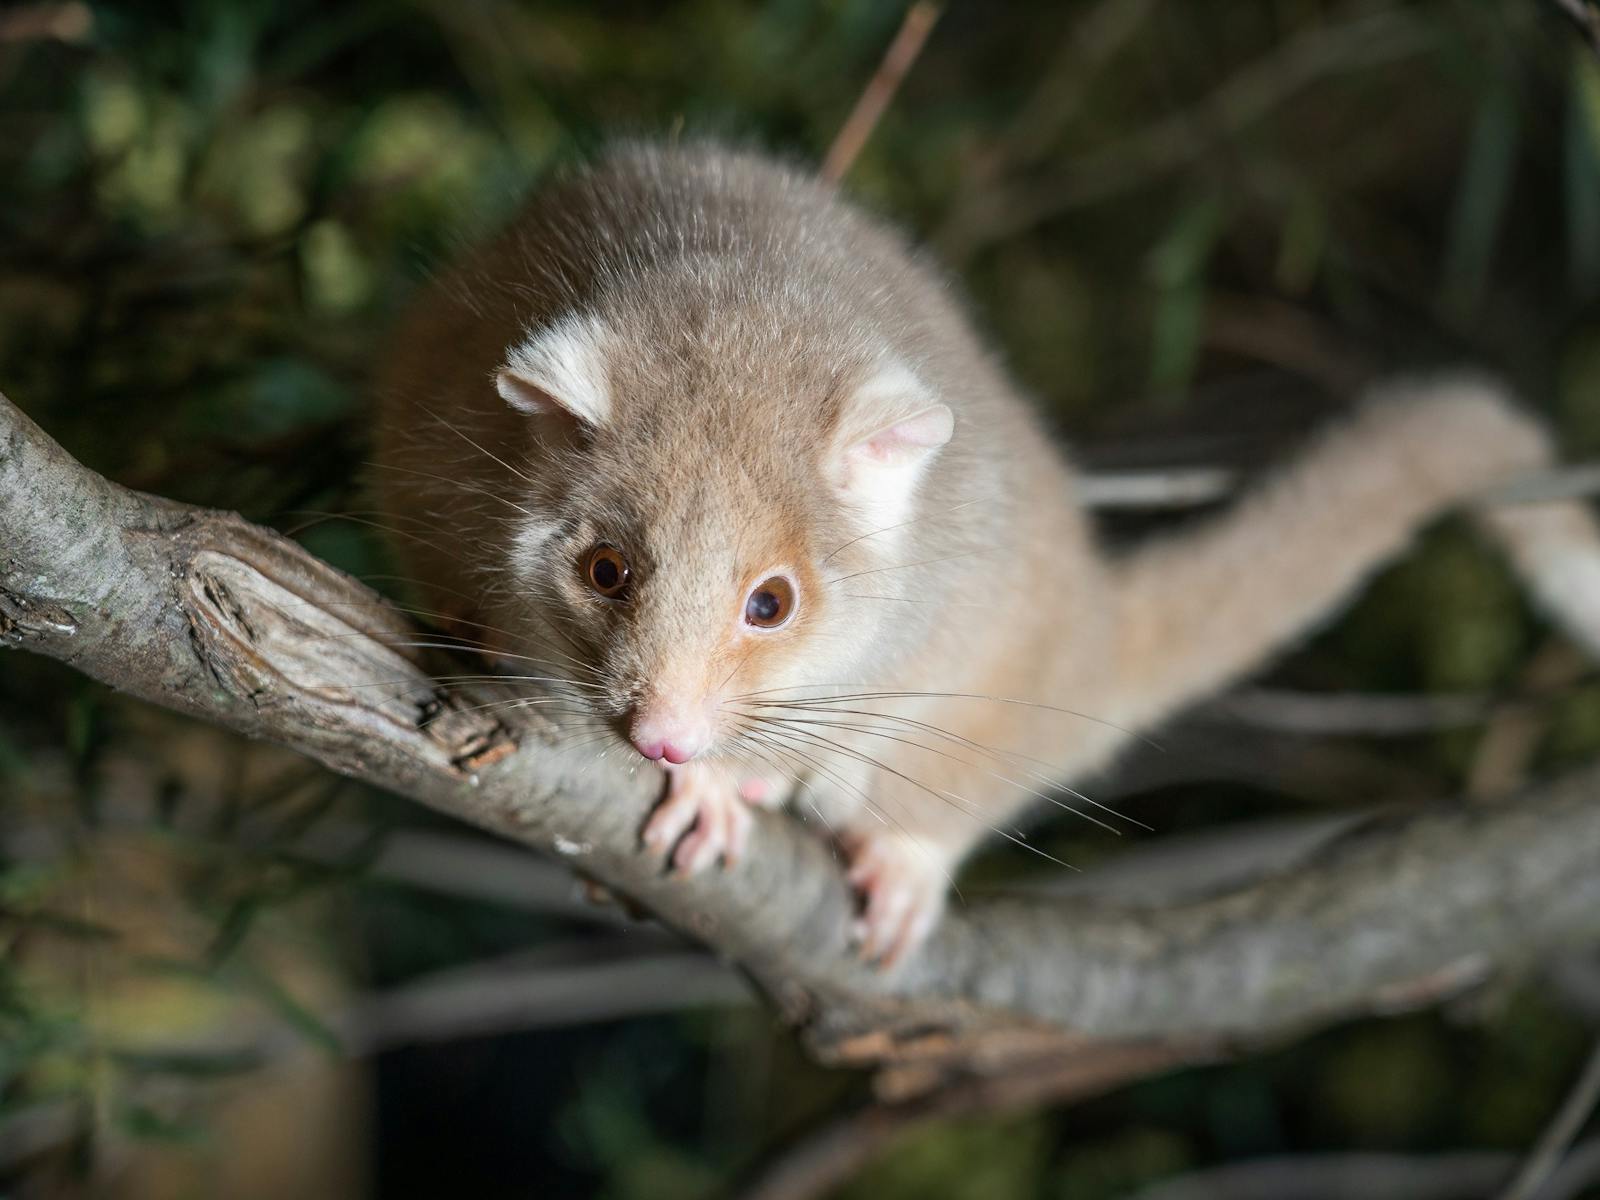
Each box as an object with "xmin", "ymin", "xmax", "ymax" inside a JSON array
[
  {"xmin": 1104, "ymin": 375, "xmax": 1600, "ymax": 727},
  {"xmin": 1478, "ymin": 494, "xmax": 1600, "ymax": 661}
]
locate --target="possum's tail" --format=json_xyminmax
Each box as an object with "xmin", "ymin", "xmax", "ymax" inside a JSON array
[
  {"xmin": 1478, "ymin": 487, "xmax": 1600, "ymax": 662},
  {"xmin": 1104, "ymin": 375, "xmax": 1600, "ymax": 728}
]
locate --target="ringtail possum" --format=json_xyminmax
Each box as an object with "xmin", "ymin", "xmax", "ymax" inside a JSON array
[{"xmin": 374, "ymin": 142, "xmax": 1600, "ymax": 965}]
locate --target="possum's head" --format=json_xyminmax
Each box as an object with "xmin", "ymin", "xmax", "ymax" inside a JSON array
[{"xmin": 489, "ymin": 305, "xmax": 954, "ymax": 765}]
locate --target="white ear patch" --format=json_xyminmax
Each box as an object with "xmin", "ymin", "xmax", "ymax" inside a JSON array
[
  {"xmin": 497, "ymin": 313, "xmax": 614, "ymax": 426},
  {"xmin": 834, "ymin": 360, "xmax": 954, "ymax": 531}
]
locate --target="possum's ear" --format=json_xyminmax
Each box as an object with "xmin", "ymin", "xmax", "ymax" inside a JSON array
[
  {"xmin": 832, "ymin": 361, "xmax": 953, "ymax": 528},
  {"xmin": 496, "ymin": 315, "xmax": 612, "ymax": 427}
]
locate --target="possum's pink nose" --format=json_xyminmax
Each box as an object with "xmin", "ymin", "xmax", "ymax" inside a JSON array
[
  {"xmin": 629, "ymin": 708, "xmax": 709, "ymax": 764},
  {"xmin": 631, "ymin": 736, "xmax": 697, "ymax": 765}
]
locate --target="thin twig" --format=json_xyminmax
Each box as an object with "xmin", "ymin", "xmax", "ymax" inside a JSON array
[
  {"xmin": 821, "ymin": 3, "xmax": 942, "ymax": 183},
  {"xmin": 1487, "ymin": 463, "xmax": 1600, "ymax": 506},
  {"xmin": 733, "ymin": 1039, "xmax": 1196, "ymax": 1200},
  {"xmin": 1466, "ymin": 639, "xmax": 1591, "ymax": 798},
  {"xmin": 1495, "ymin": 1037, "xmax": 1600, "ymax": 1200},
  {"xmin": 1209, "ymin": 687, "xmax": 1496, "ymax": 736},
  {"xmin": 1548, "ymin": 953, "xmax": 1600, "ymax": 1025},
  {"xmin": 1116, "ymin": 1142, "xmax": 1600, "ymax": 1200},
  {"xmin": 1549, "ymin": 0, "xmax": 1600, "ymax": 58},
  {"xmin": 1079, "ymin": 461, "xmax": 1600, "ymax": 512},
  {"xmin": 937, "ymin": 9, "xmax": 1429, "ymax": 253},
  {"xmin": 1207, "ymin": 671, "xmax": 1600, "ymax": 739},
  {"xmin": 1078, "ymin": 465, "xmax": 1238, "ymax": 509}
]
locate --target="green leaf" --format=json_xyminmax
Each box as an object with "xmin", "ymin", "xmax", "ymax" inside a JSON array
[
  {"xmin": 1567, "ymin": 47, "xmax": 1600, "ymax": 299},
  {"xmin": 1147, "ymin": 280, "xmax": 1208, "ymax": 402},
  {"xmin": 241, "ymin": 969, "xmax": 342, "ymax": 1059},
  {"xmin": 117, "ymin": 1101, "xmax": 208, "ymax": 1146},
  {"xmin": 1442, "ymin": 79, "xmax": 1519, "ymax": 322},
  {"xmin": 0, "ymin": 723, "xmax": 29, "ymax": 780},
  {"xmin": 6, "ymin": 909, "xmax": 120, "ymax": 944},
  {"xmin": 111, "ymin": 1047, "xmax": 265, "ymax": 1078},
  {"xmin": 205, "ymin": 895, "xmax": 261, "ymax": 966},
  {"xmin": 1145, "ymin": 193, "xmax": 1226, "ymax": 401},
  {"xmin": 1146, "ymin": 192, "xmax": 1227, "ymax": 290},
  {"xmin": 195, "ymin": 358, "xmax": 352, "ymax": 444},
  {"xmin": 1274, "ymin": 188, "xmax": 1326, "ymax": 295}
]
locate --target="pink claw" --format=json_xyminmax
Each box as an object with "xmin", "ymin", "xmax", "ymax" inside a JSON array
[
  {"xmin": 640, "ymin": 763, "xmax": 755, "ymax": 874},
  {"xmin": 842, "ymin": 832, "xmax": 949, "ymax": 968}
]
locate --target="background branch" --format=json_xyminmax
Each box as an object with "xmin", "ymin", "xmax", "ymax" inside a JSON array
[
  {"xmin": 1496, "ymin": 1037, "xmax": 1600, "ymax": 1200},
  {"xmin": 1116, "ymin": 1141, "xmax": 1600, "ymax": 1200},
  {"xmin": 820, "ymin": 3, "xmax": 941, "ymax": 183}
]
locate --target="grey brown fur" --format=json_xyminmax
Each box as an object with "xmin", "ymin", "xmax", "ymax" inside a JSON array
[{"xmin": 376, "ymin": 142, "xmax": 1600, "ymax": 964}]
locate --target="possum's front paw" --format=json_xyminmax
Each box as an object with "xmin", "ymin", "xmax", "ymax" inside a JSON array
[
  {"xmin": 641, "ymin": 761, "xmax": 756, "ymax": 874},
  {"xmin": 843, "ymin": 831, "xmax": 949, "ymax": 967}
]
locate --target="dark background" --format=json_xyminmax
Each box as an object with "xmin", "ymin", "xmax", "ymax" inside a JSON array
[{"xmin": 3, "ymin": 1, "xmax": 1600, "ymax": 1196}]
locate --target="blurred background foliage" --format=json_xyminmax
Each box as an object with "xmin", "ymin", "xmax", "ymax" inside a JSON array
[{"xmin": 3, "ymin": 0, "xmax": 1600, "ymax": 1196}]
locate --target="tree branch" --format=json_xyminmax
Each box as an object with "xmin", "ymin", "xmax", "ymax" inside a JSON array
[
  {"xmin": 5, "ymin": 387, "xmax": 1600, "ymax": 1089},
  {"xmin": 820, "ymin": 3, "xmax": 941, "ymax": 183},
  {"xmin": 1549, "ymin": 0, "xmax": 1600, "ymax": 60},
  {"xmin": 1116, "ymin": 1142, "xmax": 1600, "ymax": 1200},
  {"xmin": 1496, "ymin": 1037, "xmax": 1600, "ymax": 1200}
]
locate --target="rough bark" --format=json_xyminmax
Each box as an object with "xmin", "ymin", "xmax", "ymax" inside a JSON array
[{"xmin": 5, "ymin": 388, "xmax": 1600, "ymax": 1093}]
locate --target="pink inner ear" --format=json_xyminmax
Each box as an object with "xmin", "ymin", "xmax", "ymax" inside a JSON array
[
  {"xmin": 855, "ymin": 405, "xmax": 955, "ymax": 466},
  {"xmin": 495, "ymin": 369, "xmax": 561, "ymax": 417}
]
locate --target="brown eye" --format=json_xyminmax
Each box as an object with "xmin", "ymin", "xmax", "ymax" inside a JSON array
[
  {"xmin": 744, "ymin": 575, "xmax": 796, "ymax": 629},
  {"xmin": 583, "ymin": 544, "xmax": 631, "ymax": 600}
]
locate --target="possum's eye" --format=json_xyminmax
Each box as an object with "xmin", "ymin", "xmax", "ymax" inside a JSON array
[
  {"xmin": 744, "ymin": 576, "xmax": 796, "ymax": 629},
  {"xmin": 583, "ymin": 544, "xmax": 631, "ymax": 600}
]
